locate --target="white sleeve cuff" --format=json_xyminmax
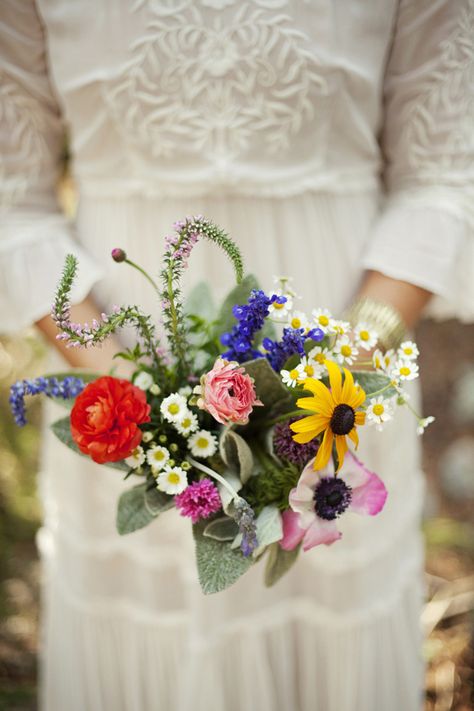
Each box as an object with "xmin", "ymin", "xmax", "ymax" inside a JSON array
[
  {"xmin": 0, "ymin": 213, "xmax": 104, "ymax": 333},
  {"xmin": 362, "ymin": 200, "xmax": 474, "ymax": 323}
]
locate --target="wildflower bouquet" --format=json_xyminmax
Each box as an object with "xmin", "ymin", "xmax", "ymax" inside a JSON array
[{"xmin": 10, "ymin": 217, "xmax": 433, "ymax": 594}]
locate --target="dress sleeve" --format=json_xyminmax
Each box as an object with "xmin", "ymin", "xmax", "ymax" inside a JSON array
[
  {"xmin": 362, "ymin": 0, "xmax": 474, "ymax": 322},
  {"xmin": 0, "ymin": 0, "xmax": 102, "ymax": 333}
]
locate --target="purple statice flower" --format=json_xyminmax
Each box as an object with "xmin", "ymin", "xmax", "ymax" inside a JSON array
[
  {"xmin": 9, "ymin": 376, "xmax": 85, "ymax": 426},
  {"xmin": 220, "ymin": 289, "xmax": 279, "ymax": 363},
  {"xmin": 263, "ymin": 326, "xmax": 324, "ymax": 372},
  {"xmin": 175, "ymin": 479, "xmax": 222, "ymax": 523},
  {"xmin": 273, "ymin": 417, "xmax": 320, "ymax": 468},
  {"xmin": 233, "ymin": 497, "xmax": 258, "ymax": 557}
]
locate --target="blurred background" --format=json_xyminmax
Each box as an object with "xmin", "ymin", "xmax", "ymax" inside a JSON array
[{"xmin": 0, "ymin": 317, "xmax": 473, "ymax": 710}]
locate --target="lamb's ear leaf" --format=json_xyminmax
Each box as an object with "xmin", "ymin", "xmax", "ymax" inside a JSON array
[
  {"xmin": 219, "ymin": 428, "xmax": 254, "ymax": 484},
  {"xmin": 264, "ymin": 543, "xmax": 300, "ymax": 587},
  {"xmin": 116, "ymin": 483, "xmax": 173, "ymax": 535},
  {"xmin": 351, "ymin": 371, "xmax": 397, "ymax": 399},
  {"xmin": 50, "ymin": 416, "xmax": 128, "ymax": 471},
  {"xmin": 203, "ymin": 516, "xmax": 240, "ymax": 542},
  {"xmin": 243, "ymin": 358, "xmax": 296, "ymax": 420},
  {"xmin": 193, "ymin": 520, "xmax": 253, "ymax": 594}
]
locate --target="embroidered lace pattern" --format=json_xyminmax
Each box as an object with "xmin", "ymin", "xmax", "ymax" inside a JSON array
[{"xmin": 103, "ymin": 0, "xmax": 330, "ymax": 164}]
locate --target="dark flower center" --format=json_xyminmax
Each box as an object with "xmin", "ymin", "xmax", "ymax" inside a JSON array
[
  {"xmin": 330, "ymin": 403, "xmax": 355, "ymax": 435},
  {"xmin": 313, "ymin": 477, "xmax": 352, "ymax": 520}
]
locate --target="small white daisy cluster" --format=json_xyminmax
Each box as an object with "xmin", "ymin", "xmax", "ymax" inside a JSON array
[
  {"xmin": 125, "ymin": 387, "xmax": 218, "ymax": 495},
  {"xmin": 373, "ymin": 340, "xmax": 420, "ymax": 383},
  {"xmin": 277, "ymin": 303, "xmax": 379, "ymax": 388}
]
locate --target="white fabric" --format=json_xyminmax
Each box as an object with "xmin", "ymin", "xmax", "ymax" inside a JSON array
[{"xmin": 1, "ymin": 0, "xmax": 473, "ymax": 709}]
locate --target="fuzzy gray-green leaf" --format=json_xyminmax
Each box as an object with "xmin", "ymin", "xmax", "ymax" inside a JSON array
[
  {"xmin": 203, "ymin": 516, "xmax": 239, "ymax": 541},
  {"xmin": 243, "ymin": 358, "xmax": 295, "ymax": 420},
  {"xmin": 183, "ymin": 282, "xmax": 216, "ymax": 321},
  {"xmin": 193, "ymin": 521, "xmax": 253, "ymax": 594},
  {"xmin": 351, "ymin": 371, "xmax": 397, "ymax": 399},
  {"xmin": 254, "ymin": 506, "xmax": 283, "ymax": 556},
  {"xmin": 219, "ymin": 429, "xmax": 254, "ymax": 484},
  {"xmin": 264, "ymin": 542, "xmax": 300, "ymax": 587},
  {"xmin": 116, "ymin": 484, "xmax": 155, "ymax": 535}
]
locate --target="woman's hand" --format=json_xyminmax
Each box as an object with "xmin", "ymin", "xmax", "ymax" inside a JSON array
[{"xmin": 356, "ymin": 271, "xmax": 432, "ymax": 331}]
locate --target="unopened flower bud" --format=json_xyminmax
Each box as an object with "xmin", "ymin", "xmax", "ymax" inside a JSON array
[
  {"xmin": 111, "ymin": 248, "xmax": 127, "ymax": 263},
  {"xmin": 159, "ymin": 434, "xmax": 167, "ymax": 444},
  {"xmin": 169, "ymin": 443, "xmax": 179, "ymax": 453}
]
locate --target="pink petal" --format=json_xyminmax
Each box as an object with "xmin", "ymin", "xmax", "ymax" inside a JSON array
[
  {"xmin": 349, "ymin": 470, "xmax": 388, "ymax": 516},
  {"xmin": 280, "ymin": 509, "xmax": 306, "ymax": 551},
  {"xmin": 338, "ymin": 452, "xmax": 370, "ymax": 488},
  {"xmin": 302, "ymin": 518, "xmax": 342, "ymax": 550}
]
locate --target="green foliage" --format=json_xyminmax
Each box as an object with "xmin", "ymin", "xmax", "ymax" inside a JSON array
[
  {"xmin": 243, "ymin": 451, "xmax": 300, "ymax": 515},
  {"xmin": 253, "ymin": 505, "xmax": 283, "ymax": 554},
  {"xmin": 219, "ymin": 429, "xmax": 254, "ymax": 485},
  {"xmin": 193, "ymin": 519, "xmax": 253, "ymax": 594},
  {"xmin": 203, "ymin": 516, "xmax": 239, "ymax": 541},
  {"xmin": 50, "ymin": 416, "xmax": 128, "ymax": 471},
  {"xmin": 116, "ymin": 483, "xmax": 173, "ymax": 535},
  {"xmin": 264, "ymin": 543, "xmax": 300, "ymax": 587},
  {"xmin": 53, "ymin": 253, "xmax": 78, "ymax": 318},
  {"xmin": 351, "ymin": 371, "xmax": 397, "ymax": 399},
  {"xmin": 243, "ymin": 358, "xmax": 296, "ymax": 423}
]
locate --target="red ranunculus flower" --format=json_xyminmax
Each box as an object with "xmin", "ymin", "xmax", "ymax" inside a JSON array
[{"xmin": 70, "ymin": 376, "xmax": 151, "ymax": 464}]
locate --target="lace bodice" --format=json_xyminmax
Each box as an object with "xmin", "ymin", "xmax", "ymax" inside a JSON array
[{"xmin": 0, "ymin": 0, "xmax": 473, "ymax": 330}]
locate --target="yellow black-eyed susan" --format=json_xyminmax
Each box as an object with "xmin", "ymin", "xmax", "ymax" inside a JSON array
[{"xmin": 290, "ymin": 360, "xmax": 366, "ymax": 471}]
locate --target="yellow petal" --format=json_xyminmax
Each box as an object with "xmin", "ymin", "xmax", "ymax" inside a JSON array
[
  {"xmin": 293, "ymin": 430, "xmax": 319, "ymax": 444},
  {"xmin": 335, "ymin": 435, "xmax": 348, "ymax": 471},
  {"xmin": 348, "ymin": 386, "xmax": 366, "ymax": 409},
  {"xmin": 355, "ymin": 411, "xmax": 366, "ymax": 426},
  {"xmin": 341, "ymin": 368, "xmax": 355, "ymax": 403},
  {"xmin": 296, "ymin": 396, "xmax": 333, "ymax": 419},
  {"xmin": 348, "ymin": 427, "xmax": 359, "ymax": 448},
  {"xmin": 290, "ymin": 414, "xmax": 328, "ymax": 435},
  {"xmin": 312, "ymin": 428, "xmax": 333, "ymax": 470},
  {"xmin": 325, "ymin": 360, "xmax": 342, "ymax": 403},
  {"xmin": 301, "ymin": 379, "xmax": 335, "ymax": 414}
]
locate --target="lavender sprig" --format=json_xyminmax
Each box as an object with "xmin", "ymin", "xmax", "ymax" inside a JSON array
[
  {"xmin": 160, "ymin": 216, "xmax": 244, "ymax": 379},
  {"xmin": 233, "ymin": 497, "xmax": 258, "ymax": 557},
  {"xmin": 10, "ymin": 376, "xmax": 85, "ymax": 426},
  {"xmin": 51, "ymin": 255, "xmax": 163, "ymax": 370}
]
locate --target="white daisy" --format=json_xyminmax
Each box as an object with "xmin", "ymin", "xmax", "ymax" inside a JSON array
[
  {"xmin": 126, "ymin": 446, "xmax": 145, "ymax": 469},
  {"xmin": 383, "ymin": 349, "xmax": 396, "ymax": 371},
  {"xmin": 156, "ymin": 466, "xmax": 188, "ymax": 495},
  {"xmin": 281, "ymin": 367, "xmax": 301, "ymax": 388},
  {"xmin": 330, "ymin": 319, "xmax": 351, "ymax": 337},
  {"xmin": 133, "ymin": 371, "xmax": 155, "ymax": 391},
  {"xmin": 311, "ymin": 307, "xmax": 334, "ymax": 333},
  {"xmin": 308, "ymin": 345, "xmax": 330, "ymax": 366},
  {"xmin": 333, "ymin": 336, "xmax": 359, "ymax": 366},
  {"xmin": 160, "ymin": 393, "xmax": 188, "ymax": 423},
  {"xmin": 174, "ymin": 410, "xmax": 199, "ymax": 436},
  {"xmin": 354, "ymin": 322, "xmax": 378, "ymax": 351},
  {"xmin": 366, "ymin": 396, "xmax": 394, "ymax": 431},
  {"xmin": 146, "ymin": 445, "xmax": 170, "ymax": 472},
  {"xmin": 288, "ymin": 311, "xmax": 309, "ymax": 331},
  {"xmin": 398, "ymin": 341, "xmax": 419, "ymax": 361},
  {"xmin": 188, "ymin": 430, "xmax": 218, "ymax": 458},
  {"xmin": 268, "ymin": 293, "xmax": 293, "ymax": 320},
  {"xmin": 296, "ymin": 356, "xmax": 319, "ymax": 382},
  {"xmin": 391, "ymin": 359, "xmax": 419, "ymax": 381},
  {"xmin": 416, "ymin": 416, "xmax": 435, "ymax": 435}
]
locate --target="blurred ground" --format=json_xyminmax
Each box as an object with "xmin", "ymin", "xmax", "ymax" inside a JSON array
[{"xmin": 0, "ymin": 319, "xmax": 473, "ymax": 711}]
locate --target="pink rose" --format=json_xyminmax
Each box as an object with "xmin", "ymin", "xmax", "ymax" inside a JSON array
[{"xmin": 197, "ymin": 358, "xmax": 263, "ymax": 425}]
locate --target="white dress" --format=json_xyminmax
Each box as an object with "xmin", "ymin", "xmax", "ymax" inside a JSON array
[{"xmin": 1, "ymin": 1, "xmax": 473, "ymax": 710}]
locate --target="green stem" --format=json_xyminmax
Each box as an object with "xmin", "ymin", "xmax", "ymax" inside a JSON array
[
  {"xmin": 364, "ymin": 382, "xmax": 393, "ymax": 400},
  {"xmin": 267, "ymin": 409, "xmax": 314, "ymax": 427},
  {"xmin": 125, "ymin": 259, "xmax": 161, "ymax": 297},
  {"xmin": 187, "ymin": 457, "xmax": 240, "ymax": 500}
]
